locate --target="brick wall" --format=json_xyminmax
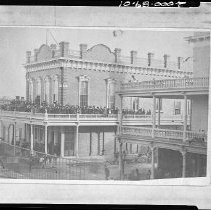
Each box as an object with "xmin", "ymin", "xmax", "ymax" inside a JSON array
[{"xmin": 27, "ymin": 43, "xmax": 185, "ymax": 112}]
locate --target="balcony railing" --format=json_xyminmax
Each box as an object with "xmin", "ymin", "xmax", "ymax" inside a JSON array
[
  {"xmin": 121, "ymin": 126, "xmax": 207, "ymax": 143},
  {"xmin": 0, "ymin": 110, "xmax": 190, "ymax": 125},
  {"xmin": 121, "ymin": 77, "xmax": 209, "ymax": 92}
]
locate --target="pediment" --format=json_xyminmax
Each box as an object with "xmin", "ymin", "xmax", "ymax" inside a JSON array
[
  {"xmin": 83, "ymin": 44, "xmax": 115, "ymax": 63},
  {"xmin": 37, "ymin": 44, "xmax": 52, "ymax": 61}
]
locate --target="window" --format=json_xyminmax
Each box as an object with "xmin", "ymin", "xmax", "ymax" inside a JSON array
[
  {"xmin": 132, "ymin": 97, "xmax": 139, "ymax": 111},
  {"xmin": 44, "ymin": 77, "xmax": 51, "ymax": 104},
  {"xmin": 79, "ymin": 76, "xmax": 89, "ymax": 107},
  {"xmin": 39, "ymin": 128, "xmax": 44, "ymax": 143},
  {"xmin": 35, "ymin": 127, "xmax": 38, "ymax": 140},
  {"xmin": 106, "ymin": 78, "xmax": 116, "ymax": 109},
  {"xmin": 174, "ymin": 101, "xmax": 181, "ymax": 115},
  {"xmin": 29, "ymin": 79, "xmax": 33, "ymax": 102},
  {"xmin": 187, "ymin": 100, "xmax": 191, "ymax": 115},
  {"xmin": 53, "ymin": 76, "xmax": 59, "ymax": 103}
]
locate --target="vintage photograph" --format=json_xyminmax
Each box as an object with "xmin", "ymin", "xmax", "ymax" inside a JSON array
[{"xmin": 0, "ymin": 27, "xmax": 209, "ymax": 181}]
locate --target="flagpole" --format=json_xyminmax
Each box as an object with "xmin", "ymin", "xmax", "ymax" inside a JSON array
[{"xmin": 46, "ymin": 29, "xmax": 49, "ymax": 45}]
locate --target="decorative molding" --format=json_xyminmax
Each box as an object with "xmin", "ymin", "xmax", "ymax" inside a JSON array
[{"xmin": 25, "ymin": 58, "xmax": 193, "ymax": 79}]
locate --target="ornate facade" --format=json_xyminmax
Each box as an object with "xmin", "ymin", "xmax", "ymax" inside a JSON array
[{"xmin": 0, "ymin": 38, "xmax": 195, "ymax": 160}]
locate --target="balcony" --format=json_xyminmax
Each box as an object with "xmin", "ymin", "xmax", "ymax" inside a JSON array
[
  {"xmin": 120, "ymin": 126, "xmax": 207, "ymax": 147},
  {"xmin": 119, "ymin": 77, "xmax": 209, "ymax": 96},
  {"xmin": 0, "ymin": 110, "xmax": 189, "ymax": 126}
]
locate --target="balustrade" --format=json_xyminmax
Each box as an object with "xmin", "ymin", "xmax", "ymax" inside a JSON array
[
  {"xmin": 121, "ymin": 77, "xmax": 209, "ymax": 91},
  {"xmin": 154, "ymin": 128, "xmax": 183, "ymax": 139},
  {"xmin": 0, "ymin": 110, "xmax": 190, "ymax": 122},
  {"xmin": 47, "ymin": 114, "xmax": 77, "ymax": 119},
  {"xmin": 120, "ymin": 125, "xmax": 207, "ymax": 143},
  {"xmin": 122, "ymin": 126, "xmax": 152, "ymax": 137}
]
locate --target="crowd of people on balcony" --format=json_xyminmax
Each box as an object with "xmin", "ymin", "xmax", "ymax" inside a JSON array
[{"xmin": 0, "ymin": 98, "xmax": 152, "ymax": 116}]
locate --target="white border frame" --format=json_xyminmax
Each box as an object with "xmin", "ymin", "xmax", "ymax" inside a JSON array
[
  {"xmin": 0, "ymin": 26, "xmax": 210, "ymax": 187},
  {"xmin": 0, "ymin": 4, "xmax": 211, "ymax": 206}
]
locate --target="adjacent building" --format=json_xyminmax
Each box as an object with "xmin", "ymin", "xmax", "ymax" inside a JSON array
[{"xmin": 117, "ymin": 32, "xmax": 209, "ymax": 179}]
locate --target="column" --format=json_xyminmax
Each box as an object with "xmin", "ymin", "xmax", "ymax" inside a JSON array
[
  {"xmin": 97, "ymin": 132, "xmax": 100, "ymax": 155},
  {"xmin": 60, "ymin": 67, "xmax": 64, "ymax": 106},
  {"xmin": 114, "ymin": 130, "xmax": 117, "ymax": 154},
  {"xmin": 44, "ymin": 125, "xmax": 48, "ymax": 154},
  {"xmin": 181, "ymin": 149, "xmax": 186, "ymax": 178},
  {"xmin": 53, "ymin": 128, "xmax": 58, "ymax": 145},
  {"xmin": 53, "ymin": 128, "xmax": 59, "ymax": 156},
  {"xmin": 152, "ymin": 95, "xmax": 156, "ymax": 138},
  {"xmin": 89, "ymin": 131, "xmax": 92, "ymax": 156},
  {"xmin": 61, "ymin": 127, "xmax": 65, "ymax": 157},
  {"xmin": 24, "ymin": 124, "xmax": 27, "ymax": 141},
  {"xmin": 119, "ymin": 140, "xmax": 124, "ymax": 180},
  {"xmin": 150, "ymin": 145, "xmax": 155, "ymax": 179},
  {"xmin": 157, "ymin": 98, "xmax": 161, "ymax": 128},
  {"xmin": 0, "ymin": 120, "xmax": 2, "ymax": 139},
  {"xmin": 13, "ymin": 122, "xmax": 17, "ymax": 156},
  {"xmin": 189, "ymin": 99, "xmax": 192, "ymax": 130},
  {"xmin": 30, "ymin": 124, "xmax": 34, "ymax": 152},
  {"xmin": 118, "ymin": 95, "xmax": 123, "ymax": 134},
  {"xmin": 155, "ymin": 147, "xmax": 159, "ymax": 168},
  {"xmin": 102, "ymin": 130, "xmax": 105, "ymax": 155},
  {"xmin": 75, "ymin": 124, "xmax": 79, "ymax": 158},
  {"xmin": 183, "ymin": 94, "xmax": 187, "ymax": 142}
]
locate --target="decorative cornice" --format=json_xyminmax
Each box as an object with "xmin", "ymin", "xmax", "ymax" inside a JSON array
[
  {"xmin": 185, "ymin": 35, "xmax": 210, "ymax": 43},
  {"xmin": 25, "ymin": 58, "xmax": 193, "ymax": 78}
]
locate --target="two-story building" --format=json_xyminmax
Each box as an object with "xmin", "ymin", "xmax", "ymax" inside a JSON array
[{"xmin": 0, "ymin": 37, "xmax": 194, "ymax": 161}]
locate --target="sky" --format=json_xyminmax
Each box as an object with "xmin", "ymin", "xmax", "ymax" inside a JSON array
[{"xmin": 0, "ymin": 27, "xmax": 194, "ymax": 98}]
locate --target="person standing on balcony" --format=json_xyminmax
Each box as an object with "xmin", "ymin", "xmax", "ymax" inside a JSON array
[
  {"xmin": 104, "ymin": 163, "xmax": 110, "ymax": 180},
  {"xmin": 135, "ymin": 168, "xmax": 141, "ymax": 180},
  {"xmin": 147, "ymin": 169, "xmax": 151, "ymax": 179}
]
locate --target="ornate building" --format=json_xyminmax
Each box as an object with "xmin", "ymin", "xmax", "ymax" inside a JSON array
[{"xmin": 0, "ymin": 38, "xmax": 194, "ymax": 160}]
